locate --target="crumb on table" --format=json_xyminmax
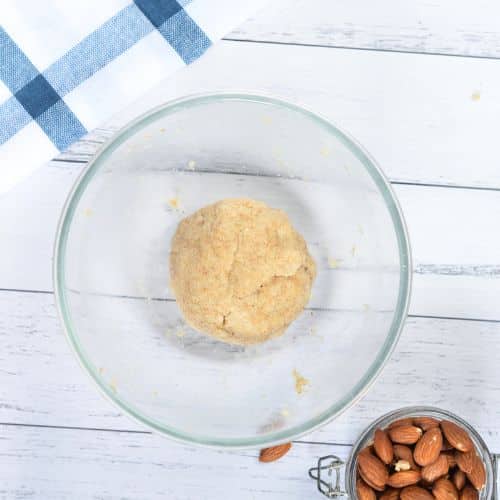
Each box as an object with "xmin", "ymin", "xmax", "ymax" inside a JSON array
[
  {"xmin": 187, "ymin": 160, "xmax": 196, "ymax": 170},
  {"xmin": 168, "ymin": 197, "xmax": 180, "ymax": 209},
  {"xmin": 471, "ymin": 91, "xmax": 481, "ymax": 101},
  {"xmin": 328, "ymin": 257, "xmax": 341, "ymax": 269},
  {"xmin": 292, "ymin": 369, "xmax": 309, "ymax": 395},
  {"xmin": 83, "ymin": 208, "xmax": 93, "ymax": 217}
]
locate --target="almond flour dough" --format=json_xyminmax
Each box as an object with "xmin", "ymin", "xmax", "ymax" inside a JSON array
[{"xmin": 169, "ymin": 198, "xmax": 316, "ymax": 345}]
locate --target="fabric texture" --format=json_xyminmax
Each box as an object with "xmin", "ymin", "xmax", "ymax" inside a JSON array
[{"xmin": 0, "ymin": 0, "xmax": 267, "ymax": 192}]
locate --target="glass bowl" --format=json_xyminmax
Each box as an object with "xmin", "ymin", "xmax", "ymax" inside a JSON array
[
  {"xmin": 310, "ymin": 406, "xmax": 499, "ymax": 499},
  {"xmin": 54, "ymin": 93, "xmax": 411, "ymax": 448}
]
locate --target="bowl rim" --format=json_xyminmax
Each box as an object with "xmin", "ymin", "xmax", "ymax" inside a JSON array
[{"xmin": 53, "ymin": 91, "xmax": 413, "ymax": 449}]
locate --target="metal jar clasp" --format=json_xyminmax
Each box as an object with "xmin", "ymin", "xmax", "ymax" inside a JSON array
[{"xmin": 309, "ymin": 455, "xmax": 348, "ymax": 498}]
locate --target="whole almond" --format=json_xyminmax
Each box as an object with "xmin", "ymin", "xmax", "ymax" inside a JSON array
[
  {"xmin": 414, "ymin": 427, "xmax": 443, "ymax": 466},
  {"xmin": 421, "ymin": 454, "xmax": 449, "ymax": 482},
  {"xmin": 414, "ymin": 417, "xmax": 440, "ymax": 431},
  {"xmin": 357, "ymin": 477, "xmax": 376, "ymax": 500},
  {"xmin": 389, "ymin": 417, "xmax": 415, "ymax": 429},
  {"xmin": 389, "ymin": 425, "xmax": 423, "ymax": 445},
  {"xmin": 394, "ymin": 444, "xmax": 420, "ymax": 470},
  {"xmin": 358, "ymin": 453, "xmax": 389, "ymax": 491},
  {"xmin": 460, "ymin": 485, "xmax": 479, "ymax": 500},
  {"xmin": 400, "ymin": 486, "xmax": 434, "ymax": 500},
  {"xmin": 465, "ymin": 454, "xmax": 486, "ymax": 490},
  {"xmin": 433, "ymin": 478, "xmax": 459, "ymax": 500},
  {"xmin": 387, "ymin": 470, "xmax": 422, "ymax": 488},
  {"xmin": 440, "ymin": 421, "xmax": 474, "ymax": 453},
  {"xmin": 259, "ymin": 443, "xmax": 291, "ymax": 462},
  {"xmin": 374, "ymin": 428, "xmax": 394, "ymax": 464},
  {"xmin": 452, "ymin": 469, "xmax": 466, "ymax": 490},
  {"xmin": 456, "ymin": 451, "xmax": 475, "ymax": 474},
  {"xmin": 380, "ymin": 488, "xmax": 401, "ymax": 500}
]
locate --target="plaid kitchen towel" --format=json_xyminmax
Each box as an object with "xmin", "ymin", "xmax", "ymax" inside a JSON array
[{"xmin": 0, "ymin": 0, "xmax": 268, "ymax": 193}]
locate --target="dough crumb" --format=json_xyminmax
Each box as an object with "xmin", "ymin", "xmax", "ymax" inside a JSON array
[
  {"xmin": 168, "ymin": 197, "xmax": 180, "ymax": 209},
  {"xmin": 170, "ymin": 198, "xmax": 316, "ymax": 345},
  {"xmin": 83, "ymin": 208, "xmax": 93, "ymax": 217},
  {"xmin": 471, "ymin": 91, "xmax": 481, "ymax": 101},
  {"xmin": 187, "ymin": 160, "xmax": 196, "ymax": 170},
  {"xmin": 328, "ymin": 257, "xmax": 341, "ymax": 269},
  {"xmin": 293, "ymin": 369, "xmax": 309, "ymax": 395},
  {"xmin": 281, "ymin": 408, "xmax": 290, "ymax": 417}
]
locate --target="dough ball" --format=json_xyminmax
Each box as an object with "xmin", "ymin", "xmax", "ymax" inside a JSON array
[{"xmin": 169, "ymin": 198, "xmax": 316, "ymax": 345}]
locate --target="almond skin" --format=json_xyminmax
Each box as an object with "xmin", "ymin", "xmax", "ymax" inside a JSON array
[
  {"xmin": 465, "ymin": 454, "xmax": 486, "ymax": 490},
  {"xmin": 433, "ymin": 478, "xmax": 459, "ymax": 500},
  {"xmin": 413, "ymin": 417, "xmax": 440, "ymax": 431},
  {"xmin": 440, "ymin": 421, "xmax": 474, "ymax": 453},
  {"xmin": 360, "ymin": 445, "xmax": 374, "ymax": 456},
  {"xmin": 389, "ymin": 425, "xmax": 423, "ymax": 445},
  {"xmin": 414, "ymin": 427, "xmax": 443, "ymax": 466},
  {"xmin": 389, "ymin": 417, "xmax": 415, "ymax": 429},
  {"xmin": 380, "ymin": 488, "xmax": 401, "ymax": 500},
  {"xmin": 357, "ymin": 477, "xmax": 377, "ymax": 500},
  {"xmin": 387, "ymin": 470, "xmax": 422, "ymax": 488},
  {"xmin": 460, "ymin": 485, "xmax": 479, "ymax": 500},
  {"xmin": 374, "ymin": 428, "xmax": 394, "ymax": 464},
  {"xmin": 358, "ymin": 453, "xmax": 389, "ymax": 491},
  {"xmin": 394, "ymin": 444, "xmax": 420, "ymax": 470},
  {"xmin": 400, "ymin": 486, "xmax": 434, "ymax": 500},
  {"xmin": 259, "ymin": 443, "xmax": 291, "ymax": 462},
  {"xmin": 456, "ymin": 451, "xmax": 475, "ymax": 474},
  {"xmin": 452, "ymin": 469, "xmax": 467, "ymax": 491},
  {"xmin": 421, "ymin": 454, "xmax": 449, "ymax": 483}
]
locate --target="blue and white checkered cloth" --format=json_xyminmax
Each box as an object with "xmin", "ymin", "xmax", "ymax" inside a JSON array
[{"xmin": 0, "ymin": 0, "xmax": 267, "ymax": 193}]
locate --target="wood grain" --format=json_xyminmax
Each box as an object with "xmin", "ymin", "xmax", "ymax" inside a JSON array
[
  {"xmin": 56, "ymin": 40, "xmax": 500, "ymax": 190},
  {"xmin": 3, "ymin": 162, "xmax": 500, "ymax": 320},
  {"xmin": 229, "ymin": 0, "xmax": 500, "ymax": 59},
  {"xmin": 0, "ymin": 424, "xmax": 346, "ymax": 500},
  {"xmin": 2, "ymin": 290, "xmax": 499, "ymax": 451}
]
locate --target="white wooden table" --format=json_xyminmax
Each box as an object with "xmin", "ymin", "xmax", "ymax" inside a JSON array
[{"xmin": 2, "ymin": 1, "xmax": 500, "ymax": 498}]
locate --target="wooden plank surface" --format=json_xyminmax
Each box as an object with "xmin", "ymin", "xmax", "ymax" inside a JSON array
[
  {"xmin": 230, "ymin": 0, "xmax": 500, "ymax": 58},
  {"xmin": 0, "ymin": 425, "xmax": 347, "ymax": 500},
  {"xmin": 56, "ymin": 40, "xmax": 500, "ymax": 190},
  {"xmin": 4, "ymin": 2, "xmax": 500, "ymax": 498},
  {"xmin": 3, "ymin": 161, "xmax": 500, "ymax": 320},
  {"xmin": 2, "ymin": 290, "xmax": 500, "ymax": 452}
]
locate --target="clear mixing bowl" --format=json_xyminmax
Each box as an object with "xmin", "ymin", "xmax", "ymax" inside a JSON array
[{"xmin": 54, "ymin": 93, "xmax": 411, "ymax": 448}]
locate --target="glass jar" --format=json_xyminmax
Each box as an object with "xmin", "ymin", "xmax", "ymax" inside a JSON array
[{"xmin": 309, "ymin": 406, "xmax": 499, "ymax": 499}]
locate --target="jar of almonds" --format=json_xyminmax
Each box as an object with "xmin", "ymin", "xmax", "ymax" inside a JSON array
[{"xmin": 309, "ymin": 407, "xmax": 499, "ymax": 499}]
